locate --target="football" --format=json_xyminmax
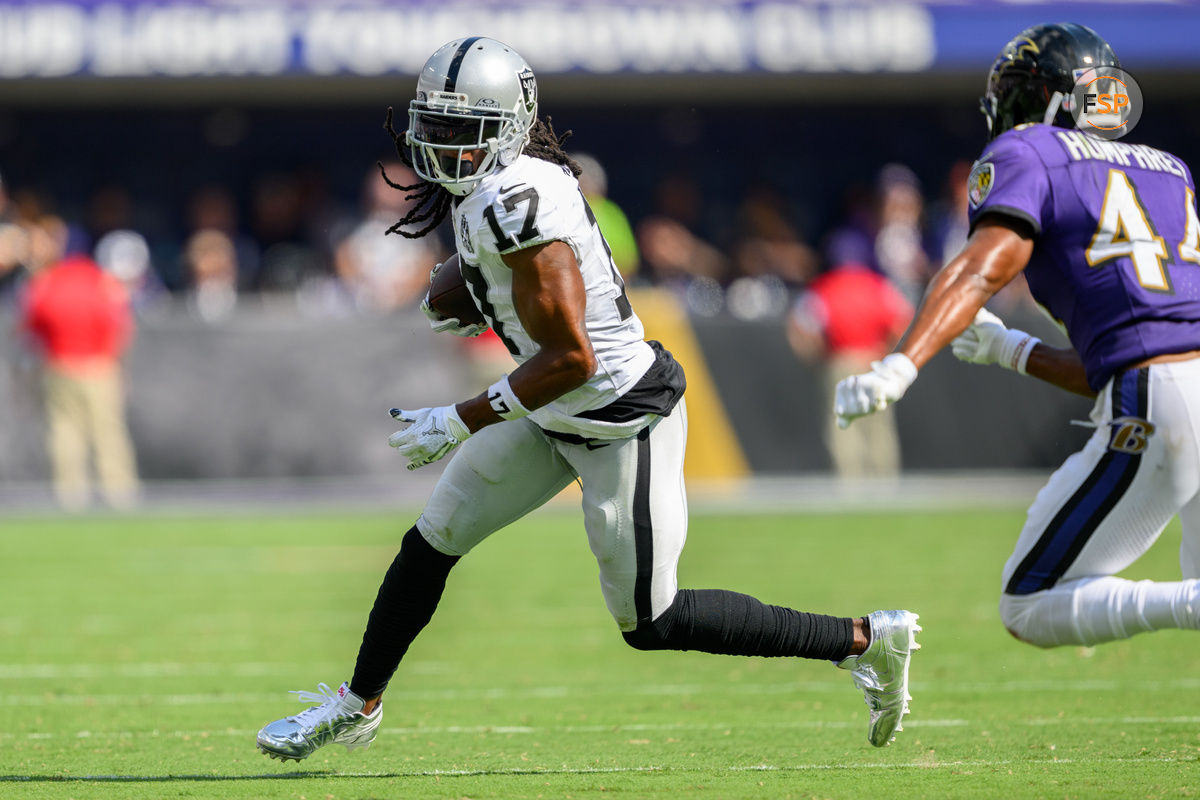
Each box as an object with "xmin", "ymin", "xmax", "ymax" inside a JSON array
[{"xmin": 427, "ymin": 253, "xmax": 485, "ymax": 326}]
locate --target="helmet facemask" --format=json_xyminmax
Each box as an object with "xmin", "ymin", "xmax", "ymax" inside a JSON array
[
  {"xmin": 407, "ymin": 93, "xmax": 527, "ymax": 196},
  {"xmin": 979, "ymin": 54, "xmax": 1056, "ymax": 142}
]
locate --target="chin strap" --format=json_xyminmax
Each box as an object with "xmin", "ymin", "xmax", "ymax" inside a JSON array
[
  {"xmin": 981, "ymin": 102, "xmax": 995, "ymax": 139},
  {"xmin": 497, "ymin": 136, "xmax": 526, "ymax": 167},
  {"xmin": 1043, "ymin": 91, "xmax": 1067, "ymax": 125}
]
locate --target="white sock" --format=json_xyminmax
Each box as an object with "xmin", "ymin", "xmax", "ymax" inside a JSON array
[{"xmin": 999, "ymin": 576, "xmax": 1200, "ymax": 648}]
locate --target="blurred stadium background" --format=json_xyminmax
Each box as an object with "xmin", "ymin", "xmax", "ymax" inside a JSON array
[{"xmin": 3, "ymin": 0, "xmax": 1200, "ymax": 510}]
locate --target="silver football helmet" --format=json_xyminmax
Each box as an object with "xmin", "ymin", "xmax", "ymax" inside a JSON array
[{"xmin": 407, "ymin": 37, "xmax": 538, "ymax": 196}]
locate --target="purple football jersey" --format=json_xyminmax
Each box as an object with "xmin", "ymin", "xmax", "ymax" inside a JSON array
[{"xmin": 967, "ymin": 123, "xmax": 1200, "ymax": 391}]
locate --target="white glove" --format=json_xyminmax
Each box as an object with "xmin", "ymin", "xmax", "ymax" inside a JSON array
[
  {"xmin": 951, "ymin": 308, "xmax": 1040, "ymax": 373},
  {"xmin": 834, "ymin": 353, "xmax": 919, "ymax": 429},
  {"xmin": 420, "ymin": 293, "xmax": 488, "ymax": 337},
  {"xmin": 388, "ymin": 405, "xmax": 472, "ymax": 470}
]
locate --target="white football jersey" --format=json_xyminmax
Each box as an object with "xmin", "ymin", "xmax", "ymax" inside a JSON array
[{"xmin": 451, "ymin": 155, "xmax": 657, "ymax": 438}]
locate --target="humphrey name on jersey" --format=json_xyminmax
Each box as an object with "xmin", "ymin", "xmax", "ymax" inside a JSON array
[{"xmin": 1055, "ymin": 130, "xmax": 1188, "ymax": 178}]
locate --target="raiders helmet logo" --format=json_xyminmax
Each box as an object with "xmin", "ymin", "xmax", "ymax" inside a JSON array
[
  {"xmin": 968, "ymin": 161, "xmax": 994, "ymax": 209},
  {"xmin": 518, "ymin": 67, "xmax": 537, "ymax": 113}
]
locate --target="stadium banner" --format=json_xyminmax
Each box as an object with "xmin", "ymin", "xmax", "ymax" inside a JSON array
[{"xmin": 0, "ymin": 1, "xmax": 1197, "ymax": 80}]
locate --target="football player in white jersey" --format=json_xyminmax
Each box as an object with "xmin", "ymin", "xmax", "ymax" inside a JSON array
[{"xmin": 256, "ymin": 37, "xmax": 920, "ymax": 761}]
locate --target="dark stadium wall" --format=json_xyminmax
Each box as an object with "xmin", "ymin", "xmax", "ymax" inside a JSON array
[
  {"xmin": 0, "ymin": 308, "xmax": 1092, "ymax": 482},
  {"xmin": 690, "ymin": 309, "xmax": 1094, "ymax": 473}
]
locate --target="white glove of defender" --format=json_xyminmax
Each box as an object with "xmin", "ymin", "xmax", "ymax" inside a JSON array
[
  {"xmin": 951, "ymin": 308, "xmax": 1040, "ymax": 373},
  {"xmin": 834, "ymin": 353, "xmax": 919, "ymax": 429},
  {"xmin": 388, "ymin": 405, "xmax": 472, "ymax": 470}
]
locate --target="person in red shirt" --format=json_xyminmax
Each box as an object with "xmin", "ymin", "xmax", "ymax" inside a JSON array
[
  {"xmin": 788, "ymin": 232, "xmax": 914, "ymax": 478},
  {"xmin": 20, "ymin": 215, "xmax": 140, "ymax": 509}
]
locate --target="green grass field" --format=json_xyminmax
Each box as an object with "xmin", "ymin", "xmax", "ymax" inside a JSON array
[{"xmin": 2, "ymin": 504, "xmax": 1196, "ymax": 799}]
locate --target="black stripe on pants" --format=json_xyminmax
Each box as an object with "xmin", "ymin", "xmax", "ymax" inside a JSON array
[
  {"xmin": 1005, "ymin": 367, "xmax": 1149, "ymax": 595},
  {"xmin": 633, "ymin": 425, "xmax": 655, "ymax": 625}
]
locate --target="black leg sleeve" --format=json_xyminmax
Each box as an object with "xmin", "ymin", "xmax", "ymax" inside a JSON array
[
  {"xmin": 623, "ymin": 588, "xmax": 855, "ymax": 662},
  {"xmin": 349, "ymin": 527, "xmax": 460, "ymax": 699}
]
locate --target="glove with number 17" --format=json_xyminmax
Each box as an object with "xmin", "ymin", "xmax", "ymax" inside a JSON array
[{"xmin": 833, "ymin": 354, "xmax": 919, "ymax": 429}]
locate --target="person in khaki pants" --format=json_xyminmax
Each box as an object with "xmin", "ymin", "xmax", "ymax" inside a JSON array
[
  {"xmin": 787, "ymin": 235, "xmax": 914, "ymax": 479},
  {"xmin": 21, "ymin": 215, "xmax": 139, "ymax": 510}
]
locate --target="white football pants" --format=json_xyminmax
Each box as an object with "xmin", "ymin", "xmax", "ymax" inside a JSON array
[
  {"xmin": 1000, "ymin": 360, "xmax": 1200, "ymax": 647},
  {"xmin": 416, "ymin": 401, "xmax": 689, "ymax": 632}
]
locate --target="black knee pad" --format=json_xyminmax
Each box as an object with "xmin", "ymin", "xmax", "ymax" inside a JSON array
[
  {"xmin": 621, "ymin": 593, "xmax": 684, "ymax": 651},
  {"xmin": 622, "ymin": 623, "xmax": 669, "ymax": 651}
]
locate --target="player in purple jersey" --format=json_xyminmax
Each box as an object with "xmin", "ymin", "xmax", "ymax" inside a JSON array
[{"xmin": 836, "ymin": 23, "xmax": 1200, "ymax": 648}]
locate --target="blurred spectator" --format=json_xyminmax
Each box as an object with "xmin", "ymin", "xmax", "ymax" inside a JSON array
[
  {"xmin": 653, "ymin": 172, "xmax": 704, "ymax": 228},
  {"xmin": 730, "ymin": 184, "xmax": 818, "ymax": 286},
  {"xmin": 326, "ymin": 162, "xmax": 442, "ymax": 313},
  {"xmin": 573, "ymin": 153, "xmax": 639, "ymax": 280},
  {"xmin": 873, "ymin": 163, "xmax": 932, "ymax": 304},
  {"xmin": 9, "ymin": 185, "xmax": 52, "ymax": 223},
  {"xmin": 637, "ymin": 174, "xmax": 728, "ymax": 313},
  {"xmin": 20, "ymin": 215, "xmax": 140, "ymax": 510},
  {"xmin": 0, "ymin": 222, "xmax": 28, "ymax": 305},
  {"xmin": 94, "ymin": 229, "xmax": 168, "ymax": 314},
  {"xmin": 251, "ymin": 172, "xmax": 324, "ymax": 292},
  {"xmin": 0, "ymin": 168, "xmax": 30, "ymax": 305},
  {"xmin": 788, "ymin": 230, "xmax": 913, "ymax": 479},
  {"xmin": 637, "ymin": 216, "xmax": 726, "ymax": 287},
  {"xmin": 183, "ymin": 229, "xmax": 239, "ymax": 322},
  {"xmin": 87, "ymin": 184, "xmax": 135, "ymax": 243},
  {"xmin": 186, "ymin": 185, "xmax": 259, "ymax": 290},
  {"xmin": 821, "ymin": 183, "xmax": 876, "ymax": 268},
  {"xmin": 927, "ymin": 160, "xmax": 972, "ymax": 268},
  {"xmin": 726, "ymin": 183, "xmax": 818, "ymax": 320},
  {"xmin": 927, "ymin": 160, "xmax": 1037, "ymax": 314}
]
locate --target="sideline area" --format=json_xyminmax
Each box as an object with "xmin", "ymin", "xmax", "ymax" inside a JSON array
[{"xmin": 0, "ymin": 471, "xmax": 1050, "ymax": 517}]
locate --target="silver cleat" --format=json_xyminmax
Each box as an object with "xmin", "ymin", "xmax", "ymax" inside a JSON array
[
  {"xmin": 837, "ymin": 610, "xmax": 921, "ymax": 747},
  {"xmin": 256, "ymin": 681, "xmax": 381, "ymax": 762}
]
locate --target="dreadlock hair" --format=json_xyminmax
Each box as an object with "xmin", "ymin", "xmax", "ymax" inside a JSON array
[
  {"xmin": 379, "ymin": 108, "xmax": 583, "ymax": 239},
  {"xmin": 525, "ymin": 116, "xmax": 582, "ymax": 178},
  {"xmin": 380, "ymin": 106, "xmax": 454, "ymax": 240}
]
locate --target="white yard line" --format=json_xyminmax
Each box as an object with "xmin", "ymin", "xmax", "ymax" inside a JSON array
[
  {"xmin": 5, "ymin": 674, "xmax": 1198, "ymax": 703},
  {"xmin": 0, "ymin": 661, "xmax": 448, "ymax": 679},
  {"xmin": 0, "ymin": 472, "xmax": 1052, "ymax": 516},
  {"xmin": 0, "ymin": 756, "xmax": 1190, "ymax": 782},
  {"xmin": 5, "ymin": 715, "xmax": 1200, "ymax": 742},
  {"xmin": 0, "ymin": 663, "xmax": 334, "ymax": 679}
]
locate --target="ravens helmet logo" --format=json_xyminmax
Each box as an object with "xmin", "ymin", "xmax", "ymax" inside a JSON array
[{"xmin": 980, "ymin": 23, "xmax": 1119, "ymax": 142}]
